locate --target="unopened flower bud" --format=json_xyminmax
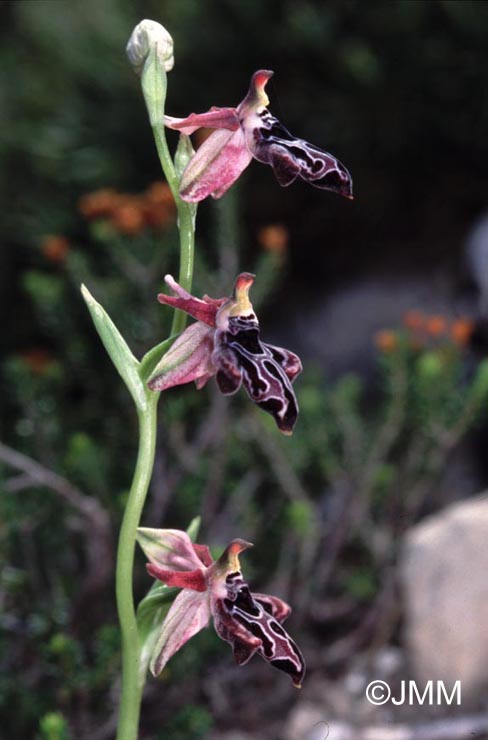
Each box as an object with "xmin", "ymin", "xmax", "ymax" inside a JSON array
[{"xmin": 126, "ymin": 19, "xmax": 174, "ymax": 75}]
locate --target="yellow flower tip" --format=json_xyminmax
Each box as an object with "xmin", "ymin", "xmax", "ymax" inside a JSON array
[
  {"xmin": 220, "ymin": 538, "xmax": 253, "ymax": 571},
  {"xmin": 228, "ymin": 272, "xmax": 255, "ymax": 316},
  {"xmin": 253, "ymin": 69, "xmax": 273, "ymax": 104},
  {"xmin": 242, "ymin": 70, "xmax": 273, "ymax": 111},
  {"xmin": 281, "ymin": 429, "xmax": 293, "ymax": 437},
  {"xmin": 228, "ymin": 538, "xmax": 253, "ymax": 555}
]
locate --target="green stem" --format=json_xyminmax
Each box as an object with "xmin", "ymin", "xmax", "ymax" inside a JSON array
[
  {"xmin": 116, "ymin": 392, "xmax": 159, "ymax": 740},
  {"xmin": 171, "ymin": 195, "xmax": 195, "ymax": 335},
  {"xmin": 151, "ymin": 119, "xmax": 196, "ymax": 333},
  {"xmin": 150, "ymin": 126, "xmax": 195, "ymax": 335},
  {"xmin": 140, "ymin": 46, "xmax": 196, "ymax": 334},
  {"xmin": 115, "ymin": 39, "xmax": 198, "ymax": 740}
]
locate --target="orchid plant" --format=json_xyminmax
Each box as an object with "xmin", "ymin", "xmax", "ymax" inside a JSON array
[{"xmin": 81, "ymin": 19, "xmax": 352, "ymax": 740}]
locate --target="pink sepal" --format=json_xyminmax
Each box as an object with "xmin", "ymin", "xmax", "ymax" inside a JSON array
[
  {"xmin": 147, "ymin": 322, "xmax": 215, "ymax": 392},
  {"xmin": 136, "ymin": 527, "xmax": 205, "ymax": 572},
  {"xmin": 150, "ymin": 589, "xmax": 210, "ymax": 676},
  {"xmin": 179, "ymin": 127, "xmax": 253, "ymax": 203},
  {"xmin": 193, "ymin": 543, "xmax": 213, "ymax": 567}
]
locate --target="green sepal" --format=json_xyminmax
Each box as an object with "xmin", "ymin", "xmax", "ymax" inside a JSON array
[{"xmin": 81, "ymin": 284, "xmax": 148, "ymax": 412}]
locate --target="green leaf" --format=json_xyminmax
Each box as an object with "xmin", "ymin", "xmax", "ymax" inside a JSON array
[
  {"xmin": 137, "ymin": 581, "xmax": 178, "ymax": 682},
  {"xmin": 39, "ymin": 712, "xmax": 70, "ymax": 740},
  {"xmin": 185, "ymin": 515, "xmax": 201, "ymax": 543},
  {"xmin": 139, "ymin": 335, "xmax": 178, "ymax": 384},
  {"xmin": 174, "ymin": 134, "xmax": 195, "ymax": 180},
  {"xmin": 81, "ymin": 284, "xmax": 148, "ymax": 411}
]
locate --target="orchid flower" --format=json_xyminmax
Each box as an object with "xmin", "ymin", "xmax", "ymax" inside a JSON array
[
  {"xmin": 148, "ymin": 273, "xmax": 302, "ymax": 434},
  {"xmin": 137, "ymin": 527, "xmax": 306, "ymax": 687},
  {"xmin": 165, "ymin": 70, "xmax": 353, "ymax": 202}
]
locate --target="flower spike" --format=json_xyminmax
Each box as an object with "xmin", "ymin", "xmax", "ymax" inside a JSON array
[
  {"xmin": 165, "ymin": 69, "xmax": 353, "ymax": 202},
  {"xmin": 137, "ymin": 528, "xmax": 306, "ymax": 687},
  {"xmin": 148, "ymin": 273, "xmax": 302, "ymax": 434}
]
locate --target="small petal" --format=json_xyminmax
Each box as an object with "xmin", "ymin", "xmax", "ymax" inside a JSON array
[
  {"xmin": 157, "ymin": 274, "xmax": 224, "ymax": 326},
  {"xmin": 253, "ymin": 593, "xmax": 291, "ymax": 623},
  {"xmin": 192, "ymin": 543, "xmax": 213, "ymax": 567},
  {"xmin": 147, "ymin": 321, "xmax": 215, "ymax": 392},
  {"xmin": 179, "ymin": 127, "xmax": 253, "ymax": 202},
  {"xmin": 165, "ymin": 107, "xmax": 240, "ymax": 135},
  {"xmin": 147, "ymin": 563, "xmax": 206, "ymax": 592},
  {"xmin": 150, "ymin": 589, "xmax": 210, "ymax": 675},
  {"xmin": 266, "ymin": 344, "xmax": 303, "ymax": 382},
  {"xmin": 137, "ymin": 528, "xmax": 205, "ymax": 572}
]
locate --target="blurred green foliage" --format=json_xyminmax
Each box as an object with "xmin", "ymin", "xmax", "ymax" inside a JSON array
[{"xmin": 2, "ymin": 0, "xmax": 488, "ymax": 737}]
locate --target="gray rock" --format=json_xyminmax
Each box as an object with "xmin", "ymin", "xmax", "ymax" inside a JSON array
[
  {"xmin": 466, "ymin": 211, "xmax": 488, "ymax": 316},
  {"xmin": 284, "ymin": 702, "xmax": 331, "ymax": 740},
  {"xmin": 401, "ymin": 495, "xmax": 488, "ymax": 699}
]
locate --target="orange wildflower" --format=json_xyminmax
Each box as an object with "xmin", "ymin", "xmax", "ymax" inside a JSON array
[
  {"xmin": 257, "ymin": 224, "xmax": 289, "ymax": 254},
  {"xmin": 41, "ymin": 235, "xmax": 69, "ymax": 263},
  {"xmin": 425, "ymin": 315, "xmax": 447, "ymax": 337},
  {"xmin": 78, "ymin": 189, "xmax": 122, "ymax": 219},
  {"xmin": 110, "ymin": 199, "xmax": 145, "ymax": 235},
  {"xmin": 20, "ymin": 348, "xmax": 55, "ymax": 375},
  {"xmin": 374, "ymin": 329, "xmax": 398, "ymax": 353},
  {"xmin": 451, "ymin": 318, "xmax": 474, "ymax": 346},
  {"xmin": 142, "ymin": 181, "xmax": 176, "ymax": 228},
  {"xmin": 403, "ymin": 310, "xmax": 425, "ymax": 331},
  {"xmin": 144, "ymin": 181, "xmax": 174, "ymax": 207}
]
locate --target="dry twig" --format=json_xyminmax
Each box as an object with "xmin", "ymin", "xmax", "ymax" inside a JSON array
[{"xmin": 0, "ymin": 441, "xmax": 113, "ymax": 606}]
